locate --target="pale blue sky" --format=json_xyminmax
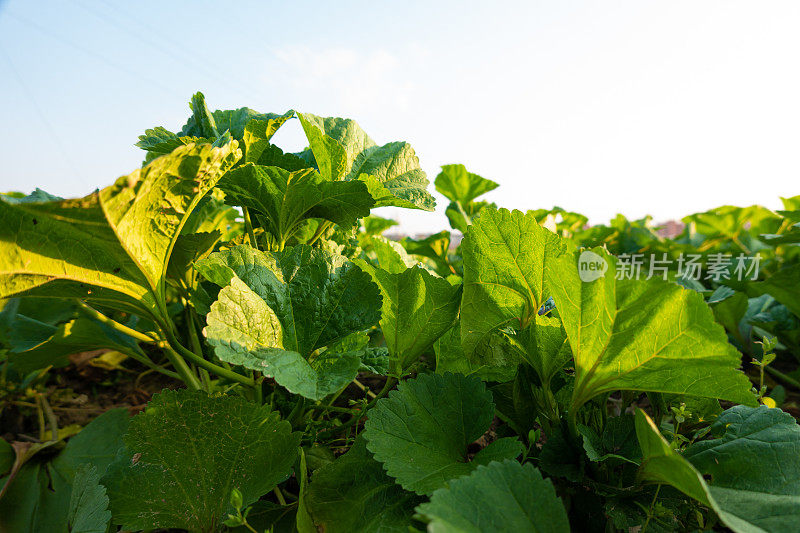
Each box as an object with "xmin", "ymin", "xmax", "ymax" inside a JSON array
[{"xmin": 1, "ymin": 1, "xmax": 799, "ymax": 232}]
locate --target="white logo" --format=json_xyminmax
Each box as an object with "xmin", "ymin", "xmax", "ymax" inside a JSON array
[{"xmin": 578, "ymin": 250, "xmax": 608, "ymax": 282}]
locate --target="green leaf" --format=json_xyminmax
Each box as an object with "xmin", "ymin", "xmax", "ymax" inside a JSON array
[
  {"xmin": 636, "ymin": 407, "xmax": 800, "ymax": 533},
  {"xmin": 416, "ymin": 460, "xmax": 570, "ymax": 533},
  {"xmin": 401, "ymin": 230, "xmax": 452, "ymax": 276},
  {"xmin": 68, "ymin": 464, "xmax": 111, "ymax": 533},
  {"xmin": 684, "ymin": 406, "xmax": 800, "ymax": 532},
  {"xmin": 241, "ymin": 111, "xmax": 295, "ymax": 163},
  {"xmin": 9, "ymin": 316, "xmax": 146, "ymax": 373},
  {"xmin": 349, "ymin": 143, "xmax": 435, "ymax": 211},
  {"xmin": 460, "ymin": 208, "xmax": 568, "ymax": 356},
  {"xmin": 296, "ymin": 450, "xmax": 316, "ymax": 533},
  {"xmin": 579, "ymin": 415, "xmax": 640, "ymax": 465},
  {"xmin": 166, "ymin": 230, "xmax": 221, "ymax": 283},
  {"xmin": 296, "ymin": 112, "xmax": 435, "ymax": 210},
  {"xmin": 0, "ymin": 438, "xmax": 13, "ymax": 475},
  {"xmin": 306, "ymin": 437, "xmax": 423, "ymax": 533},
  {"xmin": 434, "ymin": 164, "xmax": 498, "ymax": 205},
  {"xmin": 135, "ymin": 128, "xmax": 206, "ymax": 163},
  {"xmin": 362, "ymin": 215, "xmax": 398, "ymax": 236},
  {"xmin": 547, "ymin": 248, "xmax": 756, "ymax": 410},
  {"xmin": 181, "ymin": 91, "xmax": 219, "ymax": 139},
  {"xmin": 511, "ymin": 314, "xmax": 571, "ymax": 386},
  {"xmin": 363, "ymin": 372, "xmax": 523, "ymax": 495},
  {"xmin": 295, "ymin": 111, "xmax": 349, "ymax": 180},
  {"xmin": 99, "ymin": 141, "xmax": 241, "ymax": 304},
  {"xmin": 355, "ymin": 262, "xmax": 461, "ymax": 374},
  {"xmin": 199, "ymin": 245, "xmax": 381, "ymax": 356},
  {"xmin": 445, "ymin": 199, "xmax": 495, "ymax": 234},
  {"xmin": 204, "ymin": 276, "xmax": 363, "ymax": 400},
  {"xmin": 213, "ymin": 108, "xmax": 288, "ymax": 141},
  {"xmin": 366, "ymin": 236, "xmax": 418, "ymax": 274},
  {"xmin": 0, "ymin": 192, "xmax": 154, "ymax": 316},
  {"xmin": 753, "ymin": 265, "xmax": 800, "ymax": 318},
  {"xmin": 199, "ymin": 245, "xmax": 381, "ymax": 399},
  {"xmin": 434, "ymin": 323, "xmax": 521, "ymax": 382},
  {"xmin": 217, "ymin": 163, "xmax": 374, "ymax": 243},
  {"xmin": 103, "ymin": 390, "xmax": 300, "ymax": 532},
  {"xmin": 0, "ymin": 142, "xmax": 241, "ymax": 320}
]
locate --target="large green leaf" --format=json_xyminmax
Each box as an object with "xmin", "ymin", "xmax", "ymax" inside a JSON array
[
  {"xmin": 683, "ymin": 406, "xmax": 800, "ymax": 532},
  {"xmin": 198, "ymin": 245, "xmax": 381, "ymax": 399},
  {"xmin": 204, "ymin": 277, "xmax": 362, "ymax": 400},
  {"xmin": 460, "ymin": 208, "xmax": 568, "ymax": 355},
  {"xmin": 636, "ymin": 407, "xmax": 800, "ymax": 533},
  {"xmin": 296, "ymin": 112, "xmax": 435, "ymax": 211},
  {"xmin": 547, "ymin": 248, "xmax": 755, "ymax": 410},
  {"xmin": 416, "ymin": 460, "xmax": 570, "ymax": 533},
  {"xmin": 104, "ymin": 390, "xmax": 300, "ymax": 532},
  {"xmin": 434, "ymin": 164, "xmax": 498, "ymax": 205},
  {"xmin": 355, "ymin": 262, "xmax": 461, "ymax": 374},
  {"xmin": 0, "ymin": 192, "xmax": 154, "ymax": 316},
  {"xmin": 349, "ymin": 143, "xmax": 435, "ymax": 211},
  {"xmin": 0, "ymin": 142, "xmax": 240, "ymax": 319},
  {"xmin": 217, "ymin": 163, "xmax": 374, "ymax": 244},
  {"xmin": 305, "ymin": 437, "xmax": 423, "ymax": 533},
  {"xmin": 198, "ymin": 244, "xmax": 381, "ymax": 357},
  {"xmin": 100, "ymin": 142, "xmax": 240, "ymax": 302},
  {"xmin": 363, "ymin": 372, "xmax": 523, "ymax": 495}
]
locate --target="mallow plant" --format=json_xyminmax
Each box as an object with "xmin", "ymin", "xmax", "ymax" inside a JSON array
[{"xmin": 0, "ymin": 92, "xmax": 798, "ymax": 533}]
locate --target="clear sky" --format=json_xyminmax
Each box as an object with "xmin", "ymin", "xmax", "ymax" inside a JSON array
[{"xmin": 1, "ymin": 1, "xmax": 799, "ymax": 233}]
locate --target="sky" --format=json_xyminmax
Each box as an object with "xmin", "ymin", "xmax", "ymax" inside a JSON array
[{"xmin": 1, "ymin": 1, "xmax": 799, "ymax": 233}]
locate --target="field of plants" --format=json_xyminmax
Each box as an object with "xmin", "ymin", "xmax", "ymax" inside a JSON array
[{"xmin": 1, "ymin": 92, "xmax": 799, "ymax": 533}]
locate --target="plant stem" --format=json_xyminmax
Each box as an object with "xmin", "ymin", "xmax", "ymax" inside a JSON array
[
  {"xmin": 76, "ymin": 301, "xmax": 157, "ymax": 344},
  {"xmin": 162, "ymin": 329, "xmax": 254, "ymax": 387},
  {"xmin": 273, "ymin": 486, "xmax": 287, "ymax": 506},
  {"xmin": 641, "ymin": 484, "xmax": 661, "ymax": 533},
  {"xmin": 243, "ymin": 207, "xmax": 259, "ymax": 250},
  {"xmin": 350, "ymin": 378, "xmax": 377, "ymax": 399},
  {"xmin": 307, "ymin": 221, "xmax": 333, "ymax": 246},
  {"xmin": 161, "ymin": 345, "xmax": 202, "ymax": 390},
  {"xmin": 316, "ymin": 378, "xmax": 396, "ymax": 438},
  {"xmin": 310, "ymin": 404, "xmax": 361, "ymax": 415}
]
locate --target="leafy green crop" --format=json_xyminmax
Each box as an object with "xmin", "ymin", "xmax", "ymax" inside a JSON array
[{"xmin": 1, "ymin": 91, "xmax": 799, "ymax": 533}]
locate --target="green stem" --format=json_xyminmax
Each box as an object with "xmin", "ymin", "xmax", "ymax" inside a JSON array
[
  {"xmin": 77, "ymin": 301, "xmax": 182, "ymax": 380},
  {"xmin": 253, "ymin": 375, "xmax": 263, "ymax": 404},
  {"xmin": 76, "ymin": 301, "xmax": 157, "ymax": 344},
  {"xmin": 243, "ymin": 206, "xmax": 259, "ymax": 250},
  {"xmin": 350, "ymin": 378, "xmax": 376, "ymax": 399},
  {"xmin": 641, "ymin": 484, "xmax": 662, "ymax": 533},
  {"xmin": 307, "ymin": 221, "xmax": 333, "ymax": 246},
  {"xmin": 273, "ymin": 486, "xmax": 287, "ymax": 506},
  {"xmin": 310, "ymin": 404, "xmax": 361, "ymax": 415},
  {"xmin": 765, "ymin": 365, "xmax": 800, "ymax": 390},
  {"xmin": 316, "ymin": 378, "xmax": 396, "ymax": 438},
  {"xmin": 163, "ymin": 329, "xmax": 254, "ymax": 387},
  {"xmin": 116, "ymin": 346, "xmax": 180, "ymax": 380},
  {"xmin": 162, "ymin": 345, "xmax": 203, "ymax": 390}
]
